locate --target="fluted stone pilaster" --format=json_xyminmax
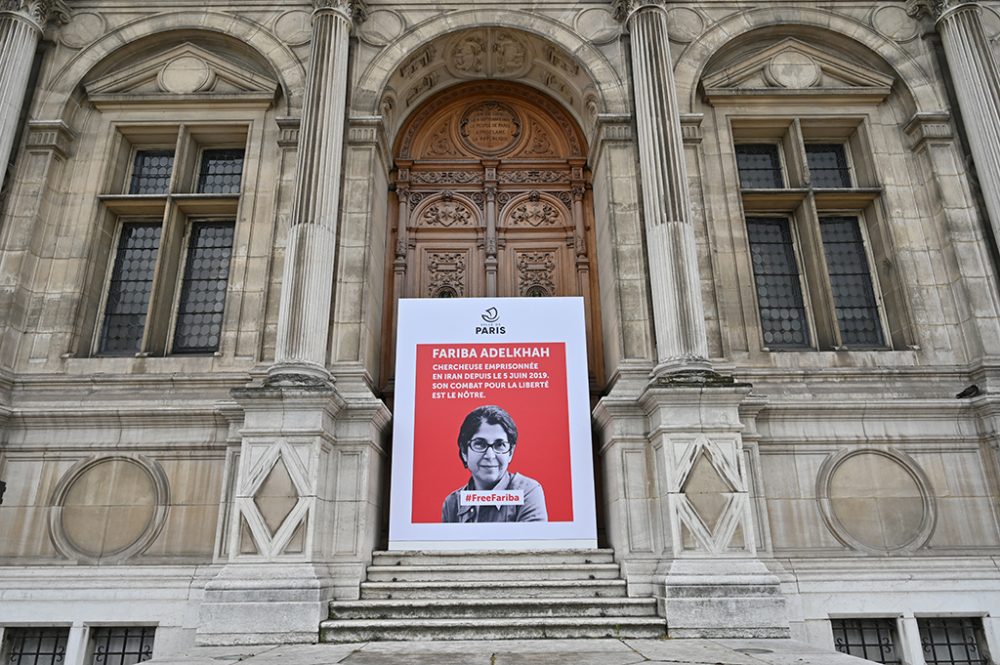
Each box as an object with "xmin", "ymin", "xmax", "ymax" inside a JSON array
[
  {"xmin": 620, "ymin": 1, "xmax": 710, "ymax": 376},
  {"xmin": 270, "ymin": 0, "xmax": 364, "ymax": 383},
  {"xmin": 0, "ymin": 0, "xmax": 69, "ymax": 195},
  {"xmin": 909, "ymin": 1, "xmax": 1000, "ymax": 252}
]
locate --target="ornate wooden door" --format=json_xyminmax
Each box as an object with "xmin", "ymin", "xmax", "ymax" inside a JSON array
[{"xmin": 386, "ymin": 81, "xmax": 602, "ymax": 386}]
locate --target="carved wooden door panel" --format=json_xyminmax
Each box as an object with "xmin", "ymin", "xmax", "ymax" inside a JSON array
[
  {"xmin": 387, "ymin": 81, "xmax": 603, "ymax": 386},
  {"xmin": 499, "ymin": 192, "xmax": 576, "ymax": 298},
  {"xmin": 407, "ymin": 192, "xmax": 483, "ymax": 298}
]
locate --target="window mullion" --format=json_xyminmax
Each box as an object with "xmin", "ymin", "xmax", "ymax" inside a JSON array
[
  {"xmin": 139, "ymin": 204, "xmax": 184, "ymax": 355},
  {"xmin": 785, "ymin": 118, "xmax": 809, "ymax": 189},
  {"xmin": 171, "ymin": 125, "xmax": 192, "ymax": 194},
  {"xmin": 797, "ymin": 194, "xmax": 840, "ymax": 349}
]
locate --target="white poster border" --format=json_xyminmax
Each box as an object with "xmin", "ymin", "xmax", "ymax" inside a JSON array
[{"xmin": 388, "ymin": 297, "xmax": 597, "ymax": 550}]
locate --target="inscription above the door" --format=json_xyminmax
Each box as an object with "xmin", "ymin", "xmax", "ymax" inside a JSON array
[{"xmin": 460, "ymin": 101, "xmax": 522, "ymax": 154}]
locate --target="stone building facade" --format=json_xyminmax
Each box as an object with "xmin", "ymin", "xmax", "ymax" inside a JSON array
[{"xmin": 3, "ymin": 0, "xmax": 1000, "ymax": 661}]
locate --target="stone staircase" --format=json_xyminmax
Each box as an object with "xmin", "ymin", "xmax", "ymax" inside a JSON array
[{"xmin": 321, "ymin": 549, "xmax": 665, "ymax": 641}]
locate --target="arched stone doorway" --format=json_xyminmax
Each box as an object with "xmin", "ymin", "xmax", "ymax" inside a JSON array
[{"xmin": 381, "ymin": 80, "xmax": 605, "ymax": 390}]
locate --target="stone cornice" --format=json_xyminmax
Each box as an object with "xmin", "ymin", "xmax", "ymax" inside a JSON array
[
  {"xmin": 0, "ymin": 0, "xmax": 70, "ymax": 29},
  {"xmin": 314, "ymin": 0, "xmax": 368, "ymax": 24},
  {"xmin": 906, "ymin": 0, "xmax": 979, "ymax": 22},
  {"xmin": 611, "ymin": 0, "xmax": 664, "ymax": 24}
]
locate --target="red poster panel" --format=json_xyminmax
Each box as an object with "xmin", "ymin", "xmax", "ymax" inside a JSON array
[{"xmin": 411, "ymin": 342, "xmax": 573, "ymax": 523}]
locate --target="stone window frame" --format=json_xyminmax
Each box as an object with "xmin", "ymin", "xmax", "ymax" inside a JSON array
[
  {"xmin": 89, "ymin": 123, "xmax": 248, "ymax": 357},
  {"xmin": 732, "ymin": 116, "xmax": 900, "ymax": 352}
]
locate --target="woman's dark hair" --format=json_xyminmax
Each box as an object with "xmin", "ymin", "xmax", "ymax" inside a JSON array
[{"xmin": 456, "ymin": 405, "xmax": 518, "ymax": 467}]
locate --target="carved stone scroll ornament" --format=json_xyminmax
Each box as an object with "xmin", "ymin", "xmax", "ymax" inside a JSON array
[
  {"xmin": 517, "ymin": 251, "xmax": 556, "ymax": 296},
  {"xmin": 427, "ymin": 252, "xmax": 467, "ymax": 297},
  {"xmin": 1, "ymin": 0, "xmax": 70, "ymax": 28}
]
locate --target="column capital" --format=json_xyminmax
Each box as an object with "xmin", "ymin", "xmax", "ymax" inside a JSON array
[
  {"xmin": 0, "ymin": 0, "xmax": 70, "ymax": 29},
  {"xmin": 314, "ymin": 0, "xmax": 368, "ymax": 24},
  {"xmin": 611, "ymin": 0, "xmax": 665, "ymax": 24},
  {"xmin": 906, "ymin": 0, "xmax": 978, "ymax": 22}
]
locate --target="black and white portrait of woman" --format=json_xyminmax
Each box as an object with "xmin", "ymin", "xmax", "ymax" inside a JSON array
[{"xmin": 441, "ymin": 405, "xmax": 548, "ymax": 523}]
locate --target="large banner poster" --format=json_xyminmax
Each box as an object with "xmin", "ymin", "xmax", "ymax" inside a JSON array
[{"xmin": 388, "ymin": 297, "xmax": 597, "ymax": 550}]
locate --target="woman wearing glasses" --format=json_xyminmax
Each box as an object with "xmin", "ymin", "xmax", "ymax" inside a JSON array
[{"xmin": 441, "ymin": 404, "xmax": 548, "ymax": 523}]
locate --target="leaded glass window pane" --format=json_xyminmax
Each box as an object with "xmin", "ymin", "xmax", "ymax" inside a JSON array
[
  {"xmin": 100, "ymin": 223, "xmax": 162, "ymax": 355},
  {"xmin": 919, "ymin": 618, "xmax": 989, "ymax": 665},
  {"xmin": 820, "ymin": 216, "xmax": 884, "ymax": 347},
  {"xmin": 197, "ymin": 149, "xmax": 244, "ymax": 194},
  {"xmin": 89, "ymin": 627, "xmax": 154, "ymax": 665},
  {"xmin": 746, "ymin": 217, "xmax": 810, "ymax": 349},
  {"xmin": 172, "ymin": 222, "xmax": 235, "ymax": 353},
  {"xmin": 4, "ymin": 628, "xmax": 68, "ymax": 665},
  {"xmin": 807, "ymin": 143, "xmax": 852, "ymax": 188},
  {"xmin": 831, "ymin": 619, "xmax": 902, "ymax": 665},
  {"xmin": 128, "ymin": 151, "xmax": 174, "ymax": 195},
  {"xmin": 735, "ymin": 144, "xmax": 783, "ymax": 188}
]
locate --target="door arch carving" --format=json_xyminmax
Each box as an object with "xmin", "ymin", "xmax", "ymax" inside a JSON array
[{"xmin": 383, "ymin": 81, "xmax": 603, "ymax": 388}]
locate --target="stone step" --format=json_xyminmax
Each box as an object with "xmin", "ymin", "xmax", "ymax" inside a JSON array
[
  {"xmin": 364, "ymin": 563, "xmax": 622, "ymax": 582},
  {"xmin": 360, "ymin": 579, "xmax": 629, "ymax": 599},
  {"xmin": 329, "ymin": 597, "xmax": 658, "ymax": 620},
  {"xmin": 371, "ymin": 549, "xmax": 616, "ymax": 567},
  {"xmin": 320, "ymin": 616, "xmax": 666, "ymax": 642}
]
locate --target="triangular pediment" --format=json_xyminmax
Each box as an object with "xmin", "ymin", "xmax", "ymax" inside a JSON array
[
  {"xmin": 703, "ymin": 38, "xmax": 894, "ymax": 101},
  {"xmin": 85, "ymin": 42, "xmax": 279, "ymax": 101}
]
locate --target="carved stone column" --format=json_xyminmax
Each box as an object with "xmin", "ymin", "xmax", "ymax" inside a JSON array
[
  {"xmin": 616, "ymin": 0, "xmax": 710, "ymax": 377},
  {"xmin": 270, "ymin": 0, "xmax": 366, "ymax": 383},
  {"xmin": 606, "ymin": 0, "xmax": 788, "ymax": 637},
  {"xmin": 0, "ymin": 0, "xmax": 69, "ymax": 195},
  {"xmin": 909, "ymin": 0, "xmax": 1000, "ymax": 248},
  {"xmin": 199, "ymin": 0, "xmax": 391, "ymax": 646}
]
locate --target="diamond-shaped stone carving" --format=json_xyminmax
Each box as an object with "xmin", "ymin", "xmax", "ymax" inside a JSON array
[
  {"xmin": 682, "ymin": 451, "xmax": 734, "ymax": 532},
  {"xmin": 253, "ymin": 456, "xmax": 299, "ymax": 537}
]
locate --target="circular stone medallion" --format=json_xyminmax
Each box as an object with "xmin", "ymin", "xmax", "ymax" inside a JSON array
[
  {"xmin": 872, "ymin": 5, "xmax": 919, "ymax": 42},
  {"xmin": 766, "ymin": 51, "xmax": 821, "ymax": 89},
  {"xmin": 819, "ymin": 449, "xmax": 935, "ymax": 553},
  {"xmin": 665, "ymin": 7, "xmax": 704, "ymax": 43},
  {"xmin": 50, "ymin": 455, "xmax": 168, "ymax": 562},
  {"xmin": 357, "ymin": 10, "xmax": 404, "ymax": 46},
  {"xmin": 575, "ymin": 8, "xmax": 619, "ymax": 44},
  {"xmin": 59, "ymin": 458, "xmax": 157, "ymax": 558},
  {"xmin": 459, "ymin": 102, "xmax": 522, "ymax": 155},
  {"xmin": 58, "ymin": 12, "xmax": 106, "ymax": 49},
  {"xmin": 274, "ymin": 10, "xmax": 312, "ymax": 47},
  {"xmin": 159, "ymin": 56, "xmax": 213, "ymax": 94}
]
